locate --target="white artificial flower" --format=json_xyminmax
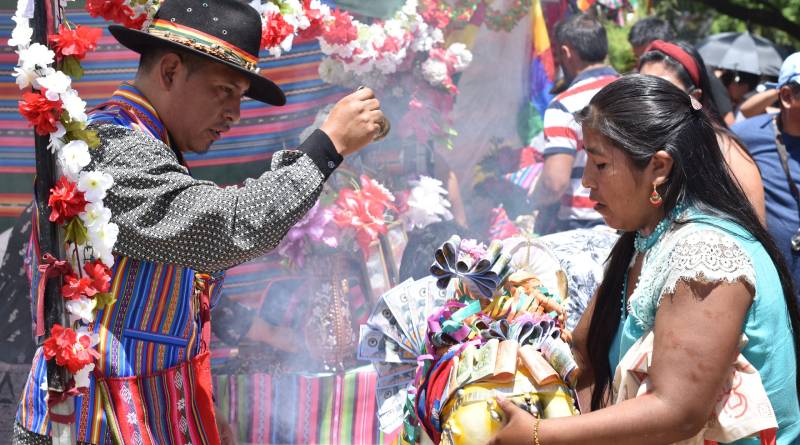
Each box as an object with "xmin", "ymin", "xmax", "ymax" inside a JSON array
[
  {"xmin": 13, "ymin": 65, "xmax": 38, "ymax": 90},
  {"xmin": 76, "ymin": 325, "xmax": 100, "ymax": 347},
  {"xmin": 73, "ymin": 363, "xmax": 95, "ymax": 388},
  {"xmin": 248, "ymin": 0, "xmax": 269, "ymax": 16},
  {"xmin": 421, "ymin": 58, "xmax": 449, "ymax": 86},
  {"xmin": 404, "ymin": 176, "xmax": 453, "ymax": 230},
  {"xmin": 61, "ymin": 89, "xmax": 88, "ymax": 123},
  {"xmin": 431, "ymin": 28, "xmax": 444, "ymax": 45},
  {"xmin": 77, "ymin": 171, "xmax": 114, "ymax": 203},
  {"xmin": 89, "ymin": 222, "xmax": 118, "ymax": 266},
  {"xmin": 66, "ymin": 296, "xmax": 97, "ymax": 324},
  {"xmin": 9, "ymin": 14, "xmax": 33, "ymax": 48},
  {"xmin": 58, "ymin": 140, "xmax": 91, "ymax": 181},
  {"xmin": 310, "ymin": 0, "xmax": 330, "ymax": 17},
  {"xmin": 37, "ymin": 70, "xmax": 71, "ymax": 101},
  {"xmin": 401, "ymin": 0, "xmax": 418, "ymax": 17},
  {"xmin": 48, "ymin": 122, "xmax": 67, "ymax": 153},
  {"xmin": 17, "ymin": 43, "xmax": 55, "ymax": 71},
  {"xmin": 14, "ymin": 65, "xmax": 55, "ymax": 90},
  {"xmin": 80, "ymin": 202, "xmax": 112, "ymax": 229},
  {"xmin": 447, "ymin": 43, "xmax": 473, "ymax": 72}
]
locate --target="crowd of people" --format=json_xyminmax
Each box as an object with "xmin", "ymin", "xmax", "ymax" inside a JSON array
[{"xmin": 4, "ymin": 1, "xmax": 800, "ymax": 444}]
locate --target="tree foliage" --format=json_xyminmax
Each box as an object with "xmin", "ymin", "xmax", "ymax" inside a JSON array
[{"xmin": 653, "ymin": 0, "xmax": 799, "ymax": 52}]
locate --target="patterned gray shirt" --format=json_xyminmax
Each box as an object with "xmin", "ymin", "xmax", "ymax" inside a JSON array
[{"xmin": 87, "ymin": 124, "xmax": 341, "ymax": 273}]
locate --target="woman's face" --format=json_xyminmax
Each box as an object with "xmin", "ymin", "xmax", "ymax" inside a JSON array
[
  {"xmin": 639, "ymin": 61, "xmax": 689, "ymax": 92},
  {"xmin": 581, "ymin": 127, "xmax": 662, "ymax": 232}
]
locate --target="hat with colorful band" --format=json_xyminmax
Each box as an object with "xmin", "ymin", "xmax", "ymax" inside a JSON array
[{"xmin": 109, "ymin": 0, "xmax": 286, "ymax": 106}]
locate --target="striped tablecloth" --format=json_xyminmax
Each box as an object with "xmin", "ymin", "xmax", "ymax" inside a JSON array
[{"xmin": 214, "ymin": 367, "xmax": 399, "ymax": 445}]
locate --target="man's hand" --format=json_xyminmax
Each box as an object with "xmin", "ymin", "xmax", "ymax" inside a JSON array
[
  {"xmin": 320, "ymin": 87, "xmax": 385, "ymax": 157},
  {"xmin": 487, "ymin": 397, "xmax": 537, "ymax": 445}
]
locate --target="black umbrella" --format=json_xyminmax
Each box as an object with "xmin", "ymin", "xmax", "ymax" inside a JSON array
[{"xmin": 697, "ymin": 31, "xmax": 782, "ymax": 76}]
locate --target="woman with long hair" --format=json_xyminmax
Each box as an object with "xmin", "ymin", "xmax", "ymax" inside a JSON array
[
  {"xmin": 638, "ymin": 40, "xmax": 766, "ymax": 224},
  {"xmin": 490, "ymin": 75, "xmax": 800, "ymax": 444}
]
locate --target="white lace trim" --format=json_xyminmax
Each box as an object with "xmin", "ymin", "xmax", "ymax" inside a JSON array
[{"xmin": 628, "ymin": 227, "xmax": 755, "ymax": 331}]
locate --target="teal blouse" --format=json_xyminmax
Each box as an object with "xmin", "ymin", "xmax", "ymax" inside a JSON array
[{"xmin": 608, "ymin": 209, "xmax": 799, "ymax": 444}]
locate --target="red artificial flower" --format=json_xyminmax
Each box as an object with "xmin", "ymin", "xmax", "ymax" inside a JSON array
[
  {"xmin": 298, "ymin": 0, "xmax": 326, "ymax": 40},
  {"xmin": 49, "ymin": 24, "xmax": 103, "ymax": 61},
  {"xmin": 18, "ymin": 91, "xmax": 63, "ymax": 136},
  {"xmin": 42, "ymin": 324, "xmax": 97, "ymax": 373},
  {"xmin": 123, "ymin": 13, "xmax": 147, "ymax": 31},
  {"xmin": 86, "ymin": 0, "xmax": 143, "ymax": 29},
  {"xmin": 323, "ymin": 9, "xmax": 357, "ymax": 46},
  {"xmin": 48, "ymin": 177, "xmax": 88, "ymax": 225},
  {"xmin": 43, "ymin": 323, "xmax": 75, "ymax": 361},
  {"xmin": 84, "ymin": 259, "xmax": 112, "ymax": 293},
  {"xmin": 420, "ymin": 0, "xmax": 451, "ymax": 29},
  {"xmin": 261, "ymin": 11, "xmax": 295, "ymax": 49},
  {"xmin": 69, "ymin": 333, "xmax": 99, "ymax": 373},
  {"xmin": 375, "ymin": 35, "xmax": 403, "ymax": 54},
  {"xmin": 332, "ymin": 188, "xmax": 389, "ymax": 258},
  {"xmin": 62, "ymin": 274, "xmax": 99, "ymax": 300},
  {"xmin": 359, "ymin": 175, "xmax": 396, "ymax": 210}
]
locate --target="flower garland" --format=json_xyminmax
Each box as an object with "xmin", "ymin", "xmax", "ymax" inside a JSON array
[
  {"xmin": 12, "ymin": 5, "xmax": 116, "ymax": 390},
  {"xmin": 251, "ymin": 0, "xmax": 330, "ymax": 57},
  {"xmin": 313, "ymin": 0, "xmax": 475, "ymax": 149},
  {"xmin": 85, "ymin": 0, "xmax": 159, "ymax": 29},
  {"xmin": 484, "ymin": 0, "xmax": 532, "ymax": 32}
]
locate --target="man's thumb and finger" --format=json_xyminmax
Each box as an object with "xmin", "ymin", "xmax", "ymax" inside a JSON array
[{"xmin": 320, "ymin": 87, "xmax": 388, "ymax": 157}]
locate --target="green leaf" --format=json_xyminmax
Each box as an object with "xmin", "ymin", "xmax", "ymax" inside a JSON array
[
  {"xmin": 94, "ymin": 292, "xmax": 117, "ymax": 309},
  {"xmin": 60, "ymin": 56, "xmax": 84, "ymax": 80},
  {"xmin": 80, "ymin": 129, "xmax": 100, "ymax": 148},
  {"xmin": 64, "ymin": 218, "xmax": 88, "ymax": 245},
  {"xmin": 62, "ymin": 118, "xmax": 100, "ymax": 148}
]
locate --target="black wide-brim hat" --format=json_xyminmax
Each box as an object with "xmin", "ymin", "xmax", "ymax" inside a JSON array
[{"xmin": 109, "ymin": 0, "xmax": 286, "ymax": 106}]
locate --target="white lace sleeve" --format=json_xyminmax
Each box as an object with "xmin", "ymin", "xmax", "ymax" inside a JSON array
[
  {"xmin": 628, "ymin": 227, "xmax": 756, "ymax": 331},
  {"xmin": 660, "ymin": 229, "xmax": 755, "ymax": 300}
]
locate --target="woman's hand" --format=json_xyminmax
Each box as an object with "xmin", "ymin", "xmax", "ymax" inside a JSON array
[{"xmin": 487, "ymin": 397, "xmax": 537, "ymax": 445}]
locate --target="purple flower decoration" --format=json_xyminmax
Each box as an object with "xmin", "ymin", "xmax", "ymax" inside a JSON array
[{"xmin": 278, "ymin": 202, "xmax": 339, "ymax": 266}]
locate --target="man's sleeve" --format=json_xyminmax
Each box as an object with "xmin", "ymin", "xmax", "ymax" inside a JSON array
[
  {"xmin": 541, "ymin": 100, "xmax": 579, "ymax": 158},
  {"xmin": 90, "ymin": 124, "xmax": 342, "ymax": 273}
]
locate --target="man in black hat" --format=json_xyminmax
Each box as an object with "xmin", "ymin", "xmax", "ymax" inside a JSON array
[{"xmin": 13, "ymin": 1, "xmax": 385, "ymax": 443}]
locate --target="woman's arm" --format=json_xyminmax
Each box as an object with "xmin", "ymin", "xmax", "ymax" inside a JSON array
[{"xmin": 490, "ymin": 278, "xmax": 753, "ymax": 445}]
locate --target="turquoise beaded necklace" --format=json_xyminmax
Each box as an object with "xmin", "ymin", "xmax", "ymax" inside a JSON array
[{"xmin": 621, "ymin": 202, "xmax": 688, "ymax": 319}]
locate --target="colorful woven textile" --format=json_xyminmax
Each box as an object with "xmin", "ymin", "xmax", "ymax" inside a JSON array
[
  {"xmin": 0, "ymin": 8, "xmax": 344, "ymax": 231},
  {"xmin": 214, "ymin": 367, "xmax": 399, "ymax": 445}
]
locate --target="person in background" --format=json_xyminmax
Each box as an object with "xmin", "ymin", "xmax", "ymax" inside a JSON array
[
  {"xmin": 721, "ymin": 69, "xmax": 762, "ymax": 123},
  {"xmin": 638, "ymin": 40, "xmax": 766, "ymax": 223},
  {"xmin": 628, "ymin": 17, "xmax": 735, "ymax": 125},
  {"xmin": 739, "ymin": 87, "xmax": 781, "ymax": 118},
  {"xmin": 734, "ymin": 52, "xmax": 800, "ymax": 307},
  {"xmin": 531, "ymin": 13, "xmax": 618, "ymax": 233}
]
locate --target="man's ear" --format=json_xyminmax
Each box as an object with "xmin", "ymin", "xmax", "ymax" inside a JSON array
[
  {"xmin": 158, "ymin": 52, "xmax": 183, "ymax": 91},
  {"xmin": 779, "ymin": 85, "xmax": 796, "ymax": 109},
  {"xmin": 559, "ymin": 44, "xmax": 572, "ymax": 62}
]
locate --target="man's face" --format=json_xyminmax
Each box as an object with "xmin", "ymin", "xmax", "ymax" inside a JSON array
[{"xmin": 163, "ymin": 58, "xmax": 250, "ymax": 154}]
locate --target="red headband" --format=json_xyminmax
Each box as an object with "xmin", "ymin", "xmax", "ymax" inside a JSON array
[{"xmin": 644, "ymin": 40, "xmax": 701, "ymax": 88}]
